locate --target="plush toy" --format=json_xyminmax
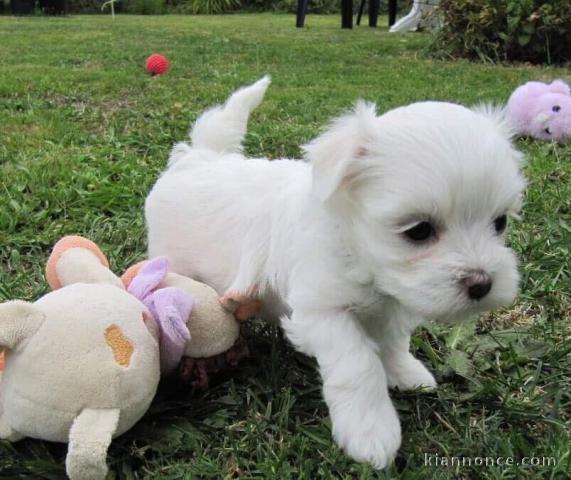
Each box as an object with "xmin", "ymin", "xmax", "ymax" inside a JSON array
[
  {"xmin": 506, "ymin": 79, "xmax": 571, "ymax": 142},
  {"xmin": 0, "ymin": 236, "xmax": 193, "ymax": 480},
  {"xmin": 122, "ymin": 261, "xmax": 261, "ymax": 389},
  {"xmin": 0, "ymin": 236, "xmax": 260, "ymax": 478}
]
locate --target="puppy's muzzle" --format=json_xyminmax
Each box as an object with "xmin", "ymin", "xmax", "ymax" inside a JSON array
[{"xmin": 462, "ymin": 270, "xmax": 493, "ymax": 301}]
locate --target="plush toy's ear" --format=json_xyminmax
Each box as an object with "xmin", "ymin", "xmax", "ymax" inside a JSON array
[
  {"xmin": 46, "ymin": 236, "xmax": 123, "ymax": 290},
  {"xmin": 304, "ymin": 101, "xmax": 379, "ymax": 202},
  {"xmin": 0, "ymin": 301, "xmax": 45, "ymax": 350},
  {"xmin": 548, "ymin": 80, "xmax": 570, "ymax": 96}
]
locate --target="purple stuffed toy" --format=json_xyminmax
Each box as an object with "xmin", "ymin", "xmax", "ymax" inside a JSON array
[{"xmin": 506, "ymin": 80, "xmax": 571, "ymax": 142}]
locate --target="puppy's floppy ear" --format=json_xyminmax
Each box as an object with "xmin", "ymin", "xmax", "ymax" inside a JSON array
[
  {"xmin": 304, "ymin": 101, "xmax": 379, "ymax": 202},
  {"xmin": 471, "ymin": 103, "xmax": 517, "ymax": 141}
]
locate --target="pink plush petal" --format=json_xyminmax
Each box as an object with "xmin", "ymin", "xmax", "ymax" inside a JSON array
[{"xmin": 128, "ymin": 256, "xmax": 169, "ymax": 301}]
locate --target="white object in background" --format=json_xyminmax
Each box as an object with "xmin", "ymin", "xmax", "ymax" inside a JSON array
[
  {"xmin": 101, "ymin": 0, "xmax": 117, "ymax": 18},
  {"xmin": 389, "ymin": 0, "xmax": 440, "ymax": 33}
]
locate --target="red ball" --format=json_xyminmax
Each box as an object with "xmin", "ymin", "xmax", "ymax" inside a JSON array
[{"xmin": 145, "ymin": 54, "xmax": 169, "ymax": 76}]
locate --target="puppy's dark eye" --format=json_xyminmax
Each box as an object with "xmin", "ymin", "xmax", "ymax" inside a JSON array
[
  {"xmin": 404, "ymin": 222, "xmax": 435, "ymax": 242},
  {"xmin": 544, "ymin": 127, "xmax": 552, "ymax": 135},
  {"xmin": 493, "ymin": 214, "xmax": 507, "ymax": 234},
  {"xmin": 552, "ymin": 105, "xmax": 561, "ymax": 113}
]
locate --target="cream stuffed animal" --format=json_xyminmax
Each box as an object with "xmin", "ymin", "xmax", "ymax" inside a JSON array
[
  {"xmin": 0, "ymin": 236, "xmax": 260, "ymax": 479},
  {"xmin": 0, "ymin": 236, "xmax": 192, "ymax": 480}
]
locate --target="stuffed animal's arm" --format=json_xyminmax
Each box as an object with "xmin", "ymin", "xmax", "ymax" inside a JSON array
[
  {"xmin": 0, "ymin": 301, "xmax": 45, "ymax": 351},
  {"xmin": 66, "ymin": 408, "xmax": 120, "ymax": 480},
  {"xmin": 46, "ymin": 236, "xmax": 123, "ymax": 290}
]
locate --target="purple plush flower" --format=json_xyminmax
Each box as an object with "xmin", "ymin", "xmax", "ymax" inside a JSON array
[{"xmin": 128, "ymin": 257, "xmax": 192, "ymax": 374}]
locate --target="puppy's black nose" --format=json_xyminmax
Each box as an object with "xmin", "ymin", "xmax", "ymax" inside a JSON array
[
  {"xmin": 463, "ymin": 270, "xmax": 492, "ymax": 300},
  {"xmin": 468, "ymin": 281, "xmax": 492, "ymax": 300}
]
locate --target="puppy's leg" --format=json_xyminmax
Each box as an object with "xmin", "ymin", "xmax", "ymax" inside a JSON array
[
  {"xmin": 373, "ymin": 309, "xmax": 436, "ymax": 391},
  {"xmin": 380, "ymin": 333, "xmax": 437, "ymax": 391},
  {"xmin": 282, "ymin": 309, "xmax": 401, "ymax": 469}
]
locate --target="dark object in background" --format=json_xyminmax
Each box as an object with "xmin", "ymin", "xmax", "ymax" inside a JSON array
[
  {"xmin": 297, "ymin": 0, "xmax": 356, "ymax": 28},
  {"xmin": 356, "ymin": 0, "xmax": 397, "ymax": 27},
  {"xmin": 39, "ymin": 0, "xmax": 67, "ymax": 14},
  {"xmin": 340, "ymin": 0, "xmax": 352, "ymax": 28},
  {"xmin": 297, "ymin": 0, "xmax": 397, "ymax": 29},
  {"xmin": 388, "ymin": 0, "xmax": 397, "ymax": 24},
  {"xmin": 296, "ymin": 0, "xmax": 309, "ymax": 27},
  {"xmin": 11, "ymin": 0, "xmax": 36, "ymax": 14}
]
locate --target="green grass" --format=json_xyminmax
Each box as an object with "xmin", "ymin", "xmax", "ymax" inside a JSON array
[{"xmin": 0, "ymin": 13, "xmax": 570, "ymax": 480}]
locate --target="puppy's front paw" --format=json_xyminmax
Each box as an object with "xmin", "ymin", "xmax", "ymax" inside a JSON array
[
  {"xmin": 385, "ymin": 354, "xmax": 437, "ymax": 391},
  {"xmin": 330, "ymin": 397, "xmax": 401, "ymax": 469}
]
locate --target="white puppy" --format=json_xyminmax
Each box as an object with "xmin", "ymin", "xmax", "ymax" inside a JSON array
[{"xmin": 146, "ymin": 77, "xmax": 526, "ymax": 469}]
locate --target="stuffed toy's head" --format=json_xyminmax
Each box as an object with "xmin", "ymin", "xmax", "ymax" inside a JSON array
[
  {"xmin": 507, "ymin": 80, "xmax": 571, "ymax": 142},
  {"xmin": 122, "ymin": 263, "xmax": 261, "ymax": 389}
]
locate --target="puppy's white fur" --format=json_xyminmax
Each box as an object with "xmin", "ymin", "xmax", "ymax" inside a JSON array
[{"xmin": 146, "ymin": 77, "xmax": 525, "ymax": 468}]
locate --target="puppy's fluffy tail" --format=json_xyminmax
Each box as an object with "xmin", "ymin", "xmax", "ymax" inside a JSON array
[{"xmin": 190, "ymin": 75, "xmax": 271, "ymax": 154}]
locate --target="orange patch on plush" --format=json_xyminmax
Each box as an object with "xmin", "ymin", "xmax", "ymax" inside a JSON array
[
  {"xmin": 104, "ymin": 325, "xmax": 134, "ymax": 367},
  {"xmin": 0, "ymin": 351, "xmax": 5, "ymax": 371}
]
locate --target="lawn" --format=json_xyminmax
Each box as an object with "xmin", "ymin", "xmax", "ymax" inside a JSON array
[{"xmin": 0, "ymin": 13, "xmax": 570, "ymax": 480}]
